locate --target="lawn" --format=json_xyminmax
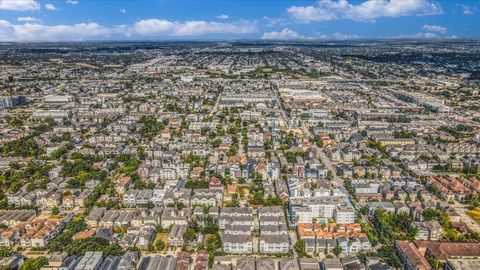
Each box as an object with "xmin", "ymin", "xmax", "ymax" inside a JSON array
[{"xmin": 467, "ymin": 209, "xmax": 480, "ymax": 225}]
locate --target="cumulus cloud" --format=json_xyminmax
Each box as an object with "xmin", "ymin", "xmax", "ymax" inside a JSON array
[
  {"xmin": 133, "ymin": 19, "xmax": 256, "ymax": 36},
  {"xmin": 45, "ymin": 3, "xmax": 58, "ymax": 11},
  {"xmin": 216, "ymin": 14, "xmax": 229, "ymax": 19},
  {"xmin": 461, "ymin": 5, "xmax": 475, "ymax": 15},
  {"xmin": 395, "ymin": 32, "xmax": 438, "ymax": 39},
  {"xmin": 416, "ymin": 32, "xmax": 438, "ymax": 38},
  {"xmin": 66, "ymin": 0, "xmax": 78, "ymax": 4},
  {"xmin": 422, "ymin": 24, "xmax": 446, "ymax": 33},
  {"xmin": 287, "ymin": 0, "xmax": 443, "ymax": 22},
  {"xmin": 287, "ymin": 4, "xmax": 337, "ymax": 22},
  {"xmin": 17, "ymin": 17, "xmax": 41, "ymax": 22},
  {"xmin": 331, "ymin": 32, "xmax": 359, "ymax": 40},
  {"xmin": 262, "ymin": 28, "xmax": 304, "ymax": 40},
  {"xmin": 0, "ymin": 0, "xmax": 40, "ymax": 11},
  {"xmin": 0, "ymin": 20, "xmax": 123, "ymax": 41},
  {"xmin": 312, "ymin": 32, "xmax": 360, "ymax": 40},
  {"xmin": 0, "ymin": 19, "xmax": 257, "ymax": 41},
  {"xmin": 133, "ymin": 19, "xmax": 174, "ymax": 35},
  {"xmin": 262, "ymin": 16, "xmax": 288, "ymax": 27}
]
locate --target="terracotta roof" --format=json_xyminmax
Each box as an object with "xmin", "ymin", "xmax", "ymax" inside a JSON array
[{"xmin": 415, "ymin": 240, "xmax": 480, "ymax": 260}]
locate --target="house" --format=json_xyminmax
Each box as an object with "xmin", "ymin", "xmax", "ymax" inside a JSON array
[
  {"xmin": 299, "ymin": 258, "xmax": 320, "ymax": 270},
  {"xmin": 191, "ymin": 194, "xmax": 216, "ymax": 207},
  {"xmin": 236, "ymin": 257, "xmax": 255, "ymax": 270},
  {"xmin": 366, "ymin": 202, "xmax": 395, "ymax": 216},
  {"xmin": 348, "ymin": 237, "xmax": 362, "ymax": 255},
  {"xmin": 168, "ymin": 225, "xmax": 187, "ymax": 247},
  {"xmin": 74, "ymin": 251, "xmax": 103, "ymax": 270},
  {"xmin": 395, "ymin": 241, "xmax": 432, "ymax": 270},
  {"xmin": 161, "ymin": 208, "xmax": 191, "ymax": 228},
  {"xmin": 279, "ymin": 258, "xmax": 300, "ymax": 270},
  {"xmin": 393, "ymin": 201, "xmax": 410, "ymax": 215},
  {"xmin": 222, "ymin": 234, "xmax": 252, "ymax": 254},
  {"xmin": 413, "ymin": 222, "xmax": 430, "ymax": 241},
  {"xmin": 259, "ymin": 234, "xmax": 290, "ymax": 254},
  {"xmin": 138, "ymin": 225, "xmax": 156, "ymax": 249},
  {"xmin": 85, "ymin": 208, "xmax": 106, "ymax": 228},
  {"xmin": 224, "ymin": 224, "xmax": 251, "ymax": 236},
  {"xmin": 336, "ymin": 236, "xmax": 349, "ymax": 256},
  {"xmin": 141, "ymin": 255, "xmax": 176, "ymax": 270},
  {"xmin": 304, "ymin": 238, "xmax": 316, "ymax": 255},
  {"xmin": 333, "ymin": 207, "xmax": 356, "ymax": 224},
  {"xmin": 359, "ymin": 236, "xmax": 371, "ymax": 251},
  {"xmin": 322, "ymin": 258, "xmax": 343, "ymax": 270},
  {"xmin": 116, "ymin": 176, "xmax": 131, "ymax": 195},
  {"xmin": 424, "ymin": 220, "xmax": 443, "ymax": 241},
  {"xmin": 219, "ymin": 207, "xmax": 253, "ymax": 230},
  {"xmin": 256, "ymin": 257, "xmax": 276, "ymax": 270}
]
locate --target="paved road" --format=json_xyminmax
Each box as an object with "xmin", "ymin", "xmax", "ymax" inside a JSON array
[
  {"xmin": 288, "ymin": 230, "xmax": 298, "ymax": 257},
  {"xmin": 300, "ymin": 121, "xmax": 368, "ymax": 224},
  {"xmin": 451, "ymin": 201, "xmax": 480, "ymax": 233},
  {"xmin": 271, "ymin": 83, "xmax": 289, "ymax": 126},
  {"xmin": 209, "ymin": 89, "xmax": 222, "ymax": 118},
  {"xmin": 300, "ymin": 122, "xmax": 342, "ymax": 186}
]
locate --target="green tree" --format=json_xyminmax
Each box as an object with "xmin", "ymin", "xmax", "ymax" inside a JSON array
[
  {"xmin": 51, "ymin": 206, "xmax": 59, "ymax": 215},
  {"xmin": 183, "ymin": 228, "xmax": 197, "ymax": 243},
  {"xmin": 155, "ymin": 240, "xmax": 166, "ymax": 251},
  {"xmin": 294, "ymin": 239, "xmax": 307, "ymax": 257},
  {"xmin": 20, "ymin": 257, "xmax": 48, "ymax": 270},
  {"xmin": 333, "ymin": 246, "xmax": 343, "ymax": 256}
]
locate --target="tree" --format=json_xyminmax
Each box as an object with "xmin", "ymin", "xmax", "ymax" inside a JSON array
[
  {"xmin": 155, "ymin": 240, "xmax": 166, "ymax": 251},
  {"xmin": 0, "ymin": 247, "xmax": 11, "ymax": 257},
  {"xmin": 183, "ymin": 228, "xmax": 197, "ymax": 243},
  {"xmin": 205, "ymin": 233, "xmax": 222, "ymax": 253},
  {"xmin": 20, "ymin": 257, "xmax": 48, "ymax": 270},
  {"xmin": 333, "ymin": 246, "xmax": 343, "ymax": 257},
  {"xmin": 326, "ymin": 170, "xmax": 333, "ymax": 181},
  {"xmin": 51, "ymin": 206, "xmax": 59, "ymax": 215},
  {"xmin": 64, "ymin": 237, "xmax": 123, "ymax": 256},
  {"xmin": 294, "ymin": 239, "xmax": 307, "ymax": 257}
]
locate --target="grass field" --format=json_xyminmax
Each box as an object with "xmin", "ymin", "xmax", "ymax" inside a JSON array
[{"xmin": 467, "ymin": 209, "xmax": 480, "ymax": 225}]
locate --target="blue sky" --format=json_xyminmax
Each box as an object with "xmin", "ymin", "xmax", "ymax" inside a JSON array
[{"xmin": 0, "ymin": 0, "xmax": 478, "ymax": 41}]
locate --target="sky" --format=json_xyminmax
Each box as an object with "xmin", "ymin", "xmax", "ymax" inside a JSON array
[{"xmin": 0, "ymin": 0, "xmax": 478, "ymax": 41}]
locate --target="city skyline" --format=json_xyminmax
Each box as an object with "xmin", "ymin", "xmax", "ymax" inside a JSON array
[{"xmin": 0, "ymin": 0, "xmax": 478, "ymax": 41}]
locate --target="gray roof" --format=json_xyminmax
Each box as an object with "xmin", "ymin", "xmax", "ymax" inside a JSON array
[
  {"xmin": 236, "ymin": 257, "xmax": 255, "ymax": 270},
  {"xmin": 279, "ymin": 258, "xmax": 300, "ymax": 270},
  {"xmin": 256, "ymin": 257, "xmax": 276, "ymax": 270}
]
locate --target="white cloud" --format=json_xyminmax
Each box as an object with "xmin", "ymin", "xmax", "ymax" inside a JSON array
[
  {"xmin": 45, "ymin": 3, "xmax": 58, "ymax": 11},
  {"xmin": 0, "ymin": 0, "xmax": 40, "ymax": 11},
  {"xmin": 287, "ymin": 0, "xmax": 443, "ymax": 23},
  {"xmin": 418, "ymin": 32, "xmax": 438, "ymax": 38},
  {"xmin": 132, "ymin": 20, "xmax": 175, "ymax": 35},
  {"xmin": 262, "ymin": 16, "xmax": 287, "ymax": 27},
  {"xmin": 216, "ymin": 14, "xmax": 229, "ymax": 19},
  {"xmin": 0, "ymin": 20, "xmax": 120, "ymax": 41},
  {"xmin": 17, "ymin": 17, "xmax": 41, "ymax": 22},
  {"xmin": 396, "ymin": 32, "xmax": 438, "ymax": 39},
  {"xmin": 0, "ymin": 19, "xmax": 257, "ymax": 41},
  {"xmin": 422, "ymin": 24, "xmax": 446, "ymax": 33},
  {"xmin": 331, "ymin": 32, "xmax": 359, "ymax": 40},
  {"xmin": 119, "ymin": 8, "xmax": 126, "ymax": 14},
  {"xmin": 133, "ymin": 19, "xmax": 257, "ymax": 36},
  {"xmin": 262, "ymin": 28, "xmax": 304, "ymax": 40},
  {"xmin": 312, "ymin": 32, "xmax": 359, "ymax": 40},
  {"xmin": 66, "ymin": 0, "xmax": 78, "ymax": 4},
  {"xmin": 461, "ymin": 5, "xmax": 475, "ymax": 15},
  {"xmin": 287, "ymin": 4, "xmax": 337, "ymax": 22}
]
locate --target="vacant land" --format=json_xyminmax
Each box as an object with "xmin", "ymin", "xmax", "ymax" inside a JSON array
[{"xmin": 467, "ymin": 209, "xmax": 480, "ymax": 225}]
